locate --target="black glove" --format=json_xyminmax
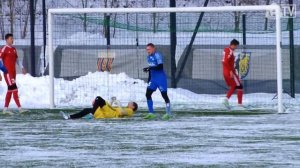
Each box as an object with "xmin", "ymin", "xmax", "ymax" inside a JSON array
[{"xmin": 143, "ymin": 67, "xmax": 150, "ymax": 73}]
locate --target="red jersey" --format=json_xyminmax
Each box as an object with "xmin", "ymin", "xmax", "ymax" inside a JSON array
[
  {"xmin": 0, "ymin": 45, "xmax": 18, "ymax": 74},
  {"xmin": 222, "ymin": 47, "xmax": 235, "ymax": 73}
]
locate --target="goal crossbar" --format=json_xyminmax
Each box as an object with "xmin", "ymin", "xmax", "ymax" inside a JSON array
[
  {"xmin": 48, "ymin": 5, "xmax": 280, "ymax": 14},
  {"xmin": 48, "ymin": 4, "xmax": 283, "ymax": 113}
]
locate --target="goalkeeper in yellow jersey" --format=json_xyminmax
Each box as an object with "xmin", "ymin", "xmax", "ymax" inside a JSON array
[{"xmin": 60, "ymin": 96, "xmax": 138, "ymax": 120}]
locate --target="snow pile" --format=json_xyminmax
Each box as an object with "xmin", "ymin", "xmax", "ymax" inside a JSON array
[{"xmin": 0, "ymin": 72, "xmax": 299, "ymax": 111}]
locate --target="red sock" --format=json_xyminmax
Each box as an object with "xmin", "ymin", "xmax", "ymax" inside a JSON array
[
  {"xmin": 4, "ymin": 91, "xmax": 12, "ymax": 108},
  {"xmin": 237, "ymin": 89, "xmax": 243, "ymax": 105},
  {"xmin": 226, "ymin": 87, "xmax": 235, "ymax": 99},
  {"xmin": 13, "ymin": 90, "xmax": 21, "ymax": 108}
]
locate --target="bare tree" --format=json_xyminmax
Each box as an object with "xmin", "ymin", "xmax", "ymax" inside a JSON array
[
  {"xmin": 225, "ymin": 0, "xmax": 256, "ymax": 32},
  {"xmin": 111, "ymin": 0, "xmax": 119, "ymax": 37},
  {"xmin": 65, "ymin": 0, "xmax": 89, "ymax": 32},
  {"xmin": 15, "ymin": 0, "xmax": 30, "ymax": 39},
  {"xmin": 124, "ymin": 0, "xmax": 130, "ymax": 30},
  {"xmin": 8, "ymin": 0, "xmax": 15, "ymax": 34},
  {"xmin": 103, "ymin": 0, "xmax": 108, "ymax": 37},
  {"xmin": 102, "ymin": 0, "xmax": 119, "ymax": 38},
  {"xmin": 81, "ymin": 0, "xmax": 88, "ymax": 32},
  {"xmin": 231, "ymin": 0, "xmax": 242, "ymax": 32},
  {"xmin": 264, "ymin": 0, "xmax": 270, "ymax": 31},
  {"xmin": 152, "ymin": 0, "xmax": 156, "ymax": 33},
  {"xmin": 24, "ymin": 0, "xmax": 38, "ymax": 39},
  {"xmin": 0, "ymin": 0, "xmax": 5, "ymax": 39}
]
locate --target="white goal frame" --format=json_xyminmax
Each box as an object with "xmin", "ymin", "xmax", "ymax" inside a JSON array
[{"xmin": 48, "ymin": 4, "xmax": 283, "ymax": 113}]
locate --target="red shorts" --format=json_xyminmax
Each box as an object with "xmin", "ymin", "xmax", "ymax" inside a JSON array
[
  {"xmin": 3, "ymin": 72, "xmax": 16, "ymax": 87},
  {"xmin": 223, "ymin": 71, "xmax": 241, "ymax": 87}
]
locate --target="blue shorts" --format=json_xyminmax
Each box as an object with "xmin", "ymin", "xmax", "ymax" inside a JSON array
[{"xmin": 147, "ymin": 78, "xmax": 167, "ymax": 92}]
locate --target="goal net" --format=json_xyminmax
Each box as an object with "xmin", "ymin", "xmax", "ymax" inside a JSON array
[{"xmin": 48, "ymin": 5, "xmax": 285, "ymax": 113}]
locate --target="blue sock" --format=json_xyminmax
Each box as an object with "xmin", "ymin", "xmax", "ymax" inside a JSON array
[
  {"xmin": 166, "ymin": 103, "xmax": 171, "ymax": 115},
  {"xmin": 147, "ymin": 99, "xmax": 154, "ymax": 113}
]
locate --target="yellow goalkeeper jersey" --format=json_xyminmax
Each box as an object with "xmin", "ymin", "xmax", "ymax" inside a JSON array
[{"xmin": 93, "ymin": 102, "xmax": 134, "ymax": 119}]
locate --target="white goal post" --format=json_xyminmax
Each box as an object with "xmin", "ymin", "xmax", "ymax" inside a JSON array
[{"xmin": 47, "ymin": 4, "xmax": 283, "ymax": 113}]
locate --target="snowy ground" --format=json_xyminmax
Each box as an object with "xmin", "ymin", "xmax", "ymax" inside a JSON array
[
  {"xmin": 0, "ymin": 110, "xmax": 299, "ymax": 167},
  {"xmin": 0, "ymin": 72, "xmax": 299, "ymax": 167},
  {"xmin": 0, "ymin": 72, "xmax": 299, "ymax": 113}
]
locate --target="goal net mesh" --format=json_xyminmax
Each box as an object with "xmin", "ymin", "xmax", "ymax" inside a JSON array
[{"xmin": 49, "ymin": 10, "xmax": 289, "ymax": 111}]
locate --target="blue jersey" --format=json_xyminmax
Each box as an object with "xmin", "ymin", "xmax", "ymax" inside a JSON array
[
  {"xmin": 147, "ymin": 51, "xmax": 167, "ymax": 92},
  {"xmin": 0, "ymin": 60, "xmax": 7, "ymax": 73},
  {"xmin": 147, "ymin": 51, "xmax": 165, "ymax": 76}
]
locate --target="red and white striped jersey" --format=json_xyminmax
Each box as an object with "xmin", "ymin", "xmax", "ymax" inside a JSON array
[
  {"xmin": 0, "ymin": 45, "xmax": 18, "ymax": 74},
  {"xmin": 222, "ymin": 47, "xmax": 235, "ymax": 72}
]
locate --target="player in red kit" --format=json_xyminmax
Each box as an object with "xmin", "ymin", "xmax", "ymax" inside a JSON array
[
  {"xmin": 0, "ymin": 34, "xmax": 27, "ymax": 114},
  {"xmin": 222, "ymin": 39, "xmax": 243, "ymax": 109}
]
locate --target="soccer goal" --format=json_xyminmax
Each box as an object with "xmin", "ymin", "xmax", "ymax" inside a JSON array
[{"xmin": 47, "ymin": 4, "xmax": 285, "ymax": 113}]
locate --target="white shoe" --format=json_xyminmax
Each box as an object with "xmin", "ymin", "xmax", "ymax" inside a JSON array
[
  {"xmin": 3, "ymin": 108, "xmax": 13, "ymax": 115},
  {"xmin": 222, "ymin": 98, "xmax": 230, "ymax": 109},
  {"xmin": 60, "ymin": 111, "xmax": 69, "ymax": 120},
  {"xmin": 18, "ymin": 108, "xmax": 28, "ymax": 113},
  {"xmin": 234, "ymin": 104, "xmax": 246, "ymax": 111}
]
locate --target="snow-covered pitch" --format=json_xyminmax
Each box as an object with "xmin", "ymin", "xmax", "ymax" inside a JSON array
[
  {"xmin": 0, "ymin": 106, "xmax": 299, "ymax": 167},
  {"xmin": 0, "ymin": 72, "xmax": 299, "ymax": 113}
]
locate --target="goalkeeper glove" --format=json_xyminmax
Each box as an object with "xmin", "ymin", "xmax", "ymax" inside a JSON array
[
  {"xmin": 110, "ymin": 96, "xmax": 117, "ymax": 104},
  {"xmin": 143, "ymin": 67, "xmax": 150, "ymax": 73}
]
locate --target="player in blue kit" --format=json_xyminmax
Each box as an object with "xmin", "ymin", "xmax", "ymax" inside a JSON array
[
  {"xmin": 0, "ymin": 60, "xmax": 7, "ymax": 81},
  {"xmin": 143, "ymin": 43, "xmax": 171, "ymax": 120}
]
